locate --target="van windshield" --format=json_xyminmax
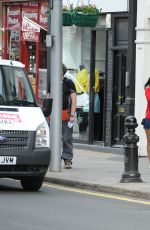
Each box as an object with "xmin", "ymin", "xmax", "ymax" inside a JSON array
[{"xmin": 0, "ymin": 65, "xmax": 35, "ymax": 106}]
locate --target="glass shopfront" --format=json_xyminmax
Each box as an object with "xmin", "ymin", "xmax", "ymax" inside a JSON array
[
  {"xmin": 2, "ymin": 0, "xmax": 107, "ymax": 145},
  {"xmin": 70, "ymin": 67, "xmax": 105, "ymax": 144},
  {"xmin": 71, "ymin": 29, "xmax": 107, "ymax": 144}
]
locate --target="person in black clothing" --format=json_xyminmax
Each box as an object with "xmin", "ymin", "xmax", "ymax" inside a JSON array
[{"xmin": 62, "ymin": 64, "xmax": 76, "ymax": 169}]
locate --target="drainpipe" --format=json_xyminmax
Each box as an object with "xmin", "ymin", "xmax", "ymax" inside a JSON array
[
  {"xmin": 124, "ymin": 0, "xmax": 137, "ymax": 116},
  {"xmin": 2, "ymin": 4, "xmax": 8, "ymax": 59},
  {"xmin": 47, "ymin": 0, "xmax": 51, "ymax": 94}
]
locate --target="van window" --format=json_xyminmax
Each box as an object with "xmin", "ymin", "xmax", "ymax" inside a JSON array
[{"xmin": 0, "ymin": 66, "xmax": 35, "ymax": 106}]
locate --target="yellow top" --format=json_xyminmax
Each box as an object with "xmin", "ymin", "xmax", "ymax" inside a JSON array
[
  {"xmin": 94, "ymin": 68, "xmax": 100, "ymax": 93},
  {"xmin": 75, "ymin": 68, "xmax": 100, "ymax": 93},
  {"xmin": 75, "ymin": 69, "xmax": 89, "ymax": 93}
]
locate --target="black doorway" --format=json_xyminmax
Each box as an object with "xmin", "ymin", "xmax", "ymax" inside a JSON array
[
  {"xmin": 89, "ymin": 29, "xmax": 107, "ymax": 144},
  {"xmin": 112, "ymin": 50, "xmax": 127, "ymax": 145}
]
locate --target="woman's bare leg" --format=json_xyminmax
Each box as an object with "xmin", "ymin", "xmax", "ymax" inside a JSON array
[{"xmin": 145, "ymin": 129, "xmax": 150, "ymax": 160}]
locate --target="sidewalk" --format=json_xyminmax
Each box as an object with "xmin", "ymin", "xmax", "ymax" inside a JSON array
[{"xmin": 45, "ymin": 148, "xmax": 150, "ymax": 200}]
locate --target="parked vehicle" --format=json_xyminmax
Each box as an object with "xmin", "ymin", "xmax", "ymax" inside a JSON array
[{"xmin": 0, "ymin": 60, "xmax": 52, "ymax": 191}]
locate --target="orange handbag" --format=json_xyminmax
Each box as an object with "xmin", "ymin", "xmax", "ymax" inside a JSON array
[
  {"xmin": 48, "ymin": 109, "xmax": 71, "ymax": 121},
  {"xmin": 62, "ymin": 109, "xmax": 70, "ymax": 121}
]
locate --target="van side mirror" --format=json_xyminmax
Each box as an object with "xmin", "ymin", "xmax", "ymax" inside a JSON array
[{"xmin": 42, "ymin": 98, "xmax": 53, "ymax": 117}]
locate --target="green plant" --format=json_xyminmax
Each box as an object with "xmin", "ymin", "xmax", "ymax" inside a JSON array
[
  {"xmin": 63, "ymin": 4, "xmax": 73, "ymax": 12},
  {"xmin": 63, "ymin": 6, "xmax": 70, "ymax": 12},
  {"xmin": 74, "ymin": 4, "xmax": 101, "ymax": 14},
  {"xmin": 46, "ymin": 5, "xmax": 73, "ymax": 26}
]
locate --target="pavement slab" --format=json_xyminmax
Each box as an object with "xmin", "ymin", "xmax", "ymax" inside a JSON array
[{"xmin": 45, "ymin": 148, "xmax": 150, "ymax": 200}]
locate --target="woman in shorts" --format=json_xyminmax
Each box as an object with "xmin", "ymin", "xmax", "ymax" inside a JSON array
[{"xmin": 142, "ymin": 78, "xmax": 150, "ymax": 167}]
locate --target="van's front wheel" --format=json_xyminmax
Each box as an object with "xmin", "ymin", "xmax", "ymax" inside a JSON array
[{"xmin": 20, "ymin": 177, "xmax": 44, "ymax": 191}]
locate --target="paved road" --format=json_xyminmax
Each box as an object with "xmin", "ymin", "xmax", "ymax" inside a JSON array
[{"xmin": 0, "ymin": 179, "xmax": 150, "ymax": 230}]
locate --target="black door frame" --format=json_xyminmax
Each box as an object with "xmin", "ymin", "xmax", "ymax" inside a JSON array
[
  {"xmin": 89, "ymin": 28, "xmax": 108, "ymax": 144},
  {"xmin": 112, "ymin": 49, "xmax": 127, "ymax": 146},
  {"xmin": 111, "ymin": 13, "xmax": 128, "ymax": 146}
]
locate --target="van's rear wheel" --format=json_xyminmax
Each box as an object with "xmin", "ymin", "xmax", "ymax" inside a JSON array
[{"xmin": 21, "ymin": 177, "xmax": 44, "ymax": 191}]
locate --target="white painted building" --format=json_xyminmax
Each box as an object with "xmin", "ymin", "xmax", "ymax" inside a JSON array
[
  {"xmin": 135, "ymin": 0, "xmax": 150, "ymax": 156},
  {"xmin": 0, "ymin": 0, "xmax": 137, "ymax": 147},
  {"xmin": 0, "ymin": 0, "xmax": 148, "ymax": 151}
]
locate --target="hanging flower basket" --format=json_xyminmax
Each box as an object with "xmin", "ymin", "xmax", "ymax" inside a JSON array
[
  {"xmin": 63, "ymin": 12, "xmax": 73, "ymax": 26},
  {"xmin": 72, "ymin": 12, "xmax": 99, "ymax": 27},
  {"xmin": 46, "ymin": 9, "xmax": 73, "ymax": 26},
  {"xmin": 72, "ymin": 5, "xmax": 101, "ymax": 27}
]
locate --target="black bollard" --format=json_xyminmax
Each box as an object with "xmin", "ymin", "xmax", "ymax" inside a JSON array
[{"xmin": 120, "ymin": 116, "xmax": 142, "ymax": 183}]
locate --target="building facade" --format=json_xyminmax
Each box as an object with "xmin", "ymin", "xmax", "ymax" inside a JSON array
[
  {"xmin": 0, "ymin": 0, "xmax": 129, "ymax": 148},
  {"xmin": 135, "ymin": 0, "xmax": 150, "ymax": 156}
]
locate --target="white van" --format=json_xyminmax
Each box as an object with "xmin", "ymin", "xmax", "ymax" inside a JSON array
[{"xmin": 0, "ymin": 60, "xmax": 52, "ymax": 191}]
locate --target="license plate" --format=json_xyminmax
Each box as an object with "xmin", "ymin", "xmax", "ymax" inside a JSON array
[{"xmin": 0, "ymin": 156, "xmax": 17, "ymax": 165}]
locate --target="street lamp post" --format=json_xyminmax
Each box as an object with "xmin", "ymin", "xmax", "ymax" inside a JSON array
[{"xmin": 49, "ymin": 0, "xmax": 62, "ymax": 172}]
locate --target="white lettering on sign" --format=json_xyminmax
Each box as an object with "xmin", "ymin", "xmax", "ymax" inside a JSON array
[
  {"xmin": 22, "ymin": 12, "xmax": 38, "ymax": 20},
  {"xmin": 39, "ymin": 3, "xmax": 48, "ymax": 28},
  {"xmin": 40, "ymin": 16, "xmax": 48, "ymax": 24},
  {"xmin": 8, "ymin": 9, "xmax": 20, "ymax": 16},
  {"xmin": 8, "ymin": 18, "xmax": 19, "ymax": 25},
  {"xmin": 0, "ymin": 120, "xmax": 14, "ymax": 124},
  {"xmin": 23, "ymin": 3, "xmax": 38, "ymax": 7},
  {"xmin": 22, "ymin": 17, "xmax": 40, "ymax": 32},
  {"xmin": 7, "ymin": 6, "xmax": 21, "ymax": 29},
  {"xmin": 0, "ymin": 113, "xmax": 21, "ymax": 123},
  {"xmin": 22, "ymin": 31, "xmax": 39, "ymax": 42}
]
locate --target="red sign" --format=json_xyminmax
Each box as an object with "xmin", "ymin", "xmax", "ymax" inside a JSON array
[
  {"xmin": 7, "ymin": 5, "xmax": 21, "ymax": 30},
  {"xmin": 39, "ymin": 2, "xmax": 48, "ymax": 28},
  {"xmin": 22, "ymin": 31, "xmax": 39, "ymax": 42},
  {"xmin": 22, "ymin": 3, "xmax": 38, "ymax": 23},
  {"xmin": 22, "ymin": 17, "xmax": 40, "ymax": 32}
]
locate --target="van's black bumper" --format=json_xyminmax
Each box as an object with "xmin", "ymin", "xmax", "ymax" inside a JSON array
[{"xmin": 0, "ymin": 147, "xmax": 50, "ymax": 179}]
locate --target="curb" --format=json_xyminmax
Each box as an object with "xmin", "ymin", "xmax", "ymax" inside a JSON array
[{"xmin": 44, "ymin": 177, "xmax": 150, "ymax": 201}]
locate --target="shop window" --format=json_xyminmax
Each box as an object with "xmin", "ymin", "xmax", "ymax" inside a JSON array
[
  {"xmin": 114, "ymin": 18, "xmax": 128, "ymax": 46},
  {"xmin": 28, "ymin": 42, "xmax": 36, "ymax": 77},
  {"xmin": 9, "ymin": 30, "xmax": 20, "ymax": 61},
  {"xmin": 39, "ymin": 30, "xmax": 47, "ymax": 69}
]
